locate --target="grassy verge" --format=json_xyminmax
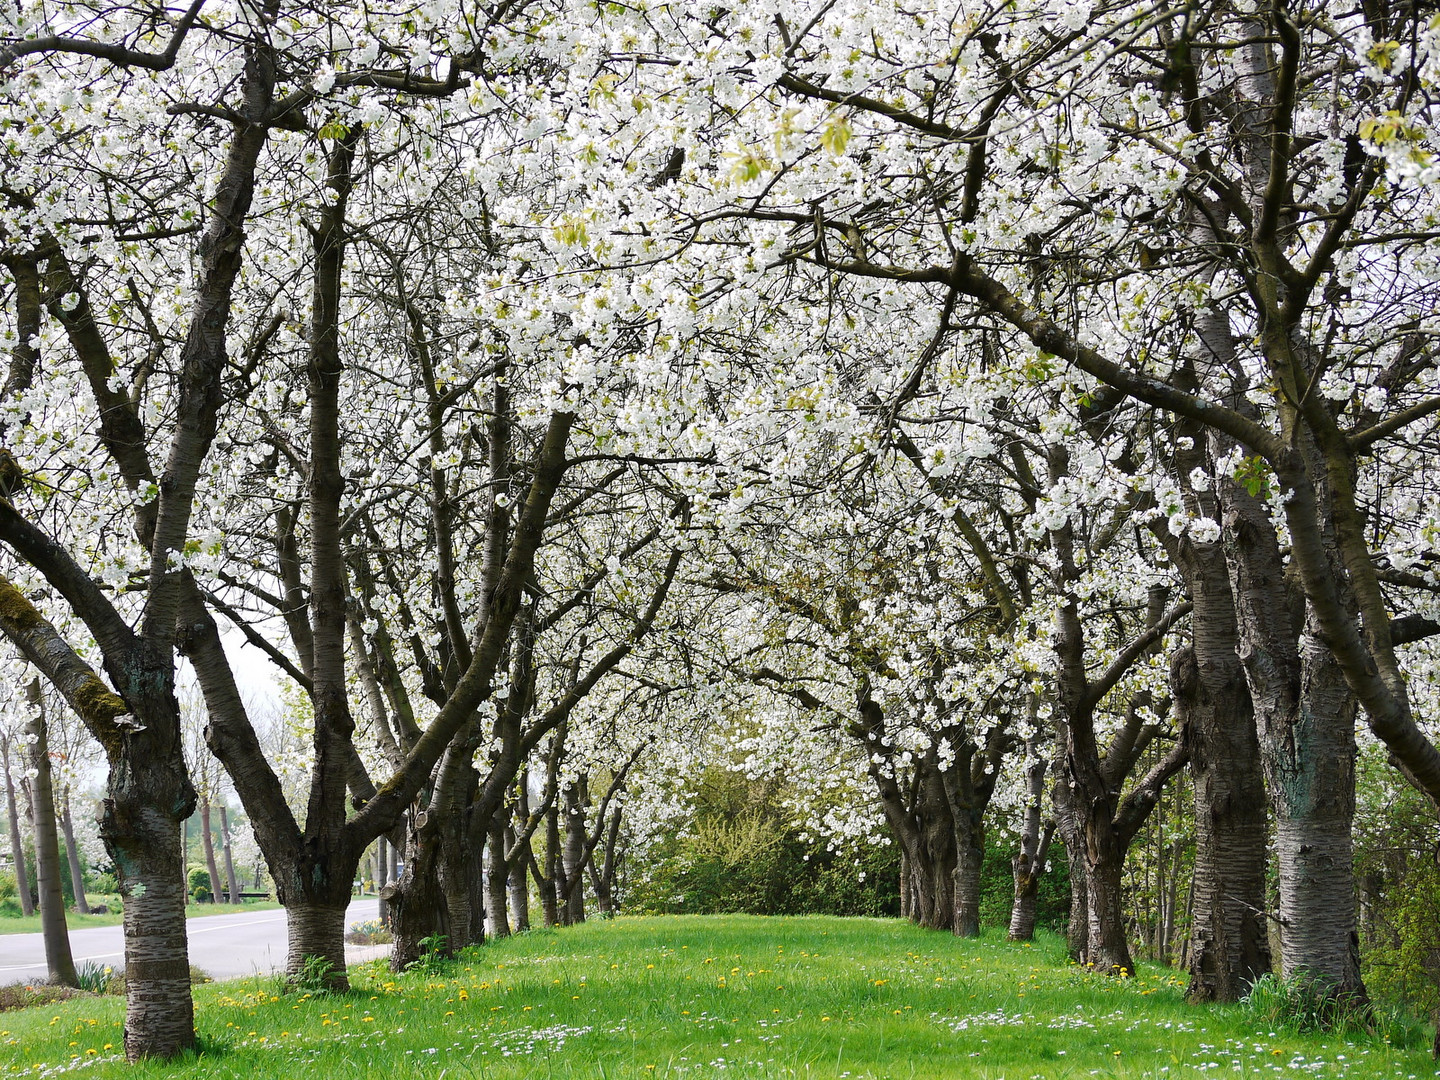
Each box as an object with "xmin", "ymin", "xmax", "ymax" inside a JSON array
[
  {"xmin": 0, "ymin": 901, "xmax": 282, "ymax": 936},
  {"xmin": 1, "ymin": 914, "xmax": 1433, "ymax": 1078}
]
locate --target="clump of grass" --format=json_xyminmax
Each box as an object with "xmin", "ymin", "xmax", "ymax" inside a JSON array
[
  {"xmin": 1242, "ymin": 971, "xmax": 1372, "ymax": 1034},
  {"xmin": 291, "ymin": 955, "xmax": 338, "ymax": 995},
  {"xmin": 73, "ymin": 963, "xmax": 119, "ymax": 996},
  {"xmin": 404, "ymin": 932, "xmax": 450, "ymax": 976},
  {"xmin": 345, "ymin": 918, "xmax": 393, "ymax": 946},
  {"xmin": 0, "ymin": 983, "xmax": 92, "ymax": 1013}
]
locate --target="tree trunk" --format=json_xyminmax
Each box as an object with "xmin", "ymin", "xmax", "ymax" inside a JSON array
[
  {"xmin": 388, "ymin": 814, "xmax": 448, "ymax": 971},
  {"xmin": 218, "ymin": 804, "xmax": 240, "ymax": 904},
  {"xmin": 1173, "ymin": 534, "xmax": 1272, "ymax": 1002},
  {"xmin": 1009, "ymin": 821, "xmax": 1054, "ymax": 942},
  {"xmin": 2, "ymin": 735, "xmax": 35, "ymax": 917},
  {"xmin": 952, "ymin": 827, "xmax": 983, "ymax": 938},
  {"xmin": 59, "ymin": 788, "xmax": 90, "ymax": 915},
  {"xmin": 508, "ymin": 826, "xmax": 531, "ymax": 932},
  {"xmin": 1008, "ymin": 733, "xmax": 1051, "ymax": 941},
  {"xmin": 1081, "ymin": 820, "xmax": 1134, "ymax": 976},
  {"xmin": 1271, "ymin": 627, "xmax": 1363, "ymax": 998},
  {"xmin": 898, "ymin": 849, "xmax": 910, "ymax": 920},
  {"xmin": 199, "ymin": 803, "xmax": 222, "ymax": 904},
  {"xmin": 109, "ymin": 798, "xmax": 194, "ymax": 1059},
  {"xmin": 24, "ymin": 681, "xmax": 77, "ymax": 986},
  {"xmin": 1179, "ymin": 635, "xmax": 1271, "ymax": 1000},
  {"xmin": 560, "ymin": 781, "xmax": 588, "ymax": 925},
  {"xmin": 1218, "ymin": 439, "xmax": 1365, "ymax": 1004},
  {"xmin": 376, "ymin": 835, "xmax": 389, "ymax": 925},
  {"xmin": 286, "ymin": 902, "xmax": 349, "ymax": 983},
  {"xmin": 278, "ymin": 858, "xmax": 356, "ymax": 989},
  {"xmin": 1055, "ymin": 778, "xmax": 1088, "ymax": 963},
  {"xmin": 589, "ymin": 801, "xmax": 623, "ymax": 918},
  {"xmin": 539, "ymin": 807, "xmax": 560, "ymax": 929},
  {"xmin": 486, "ymin": 814, "xmax": 510, "ymax": 938}
]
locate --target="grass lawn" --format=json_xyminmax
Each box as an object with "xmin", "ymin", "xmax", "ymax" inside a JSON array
[
  {"xmin": 0, "ymin": 901, "xmax": 282, "ymax": 936},
  {"xmin": 1, "ymin": 914, "xmax": 1434, "ymax": 1078}
]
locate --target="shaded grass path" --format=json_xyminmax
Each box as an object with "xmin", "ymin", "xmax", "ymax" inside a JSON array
[{"xmin": 2, "ymin": 914, "xmax": 1435, "ymax": 1078}]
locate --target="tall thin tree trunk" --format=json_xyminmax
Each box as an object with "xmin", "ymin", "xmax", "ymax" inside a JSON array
[
  {"xmin": 218, "ymin": 804, "xmax": 240, "ymax": 904},
  {"xmin": 1009, "ymin": 821, "xmax": 1054, "ymax": 942},
  {"xmin": 487, "ymin": 814, "xmax": 511, "ymax": 938},
  {"xmin": 24, "ymin": 680, "xmax": 77, "ymax": 986},
  {"xmin": 1009, "ymin": 732, "xmax": 1051, "ymax": 941},
  {"xmin": 508, "ymin": 825, "xmax": 531, "ymax": 932},
  {"xmin": 952, "ymin": 828, "xmax": 983, "ymax": 938},
  {"xmin": 1197, "ymin": 297, "xmax": 1367, "ymax": 1008},
  {"xmin": 1082, "ymin": 831, "xmax": 1134, "ymax": 976},
  {"xmin": 1178, "ymin": 630, "xmax": 1271, "ymax": 1000},
  {"xmin": 2, "ymin": 735, "xmax": 35, "ymax": 917},
  {"xmin": 540, "ymin": 804, "xmax": 560, "ymax": 929},
  {"xmin": 59, "ymin": 788, "xmax": 90, "ymax": 915},
  {"xmin": 1054, "ymin": 776, "xmax": 1088, "ymax": 962},
  {"xmin": 199, "ymin": 803, "xmax": 222, "ymax": 904},
  {"xmin": 898, "ymin": 849, "xmax": 910, "ymax": 920},
  {"xmin": 376, "ymin": 835, "xmax": 390, "ymax": 926}
]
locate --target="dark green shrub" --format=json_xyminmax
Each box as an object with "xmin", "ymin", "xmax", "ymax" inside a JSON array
[
  {"xmin": 88, "ymin": 872, "xmax": 117, "ymax": 895},
  {"xmin": 624, "ymin": 768, "xmax": 900, "ymax": 917},
  {"xmin": 187, "ymin": 865, "xmax": 213, "ymax": 903}
]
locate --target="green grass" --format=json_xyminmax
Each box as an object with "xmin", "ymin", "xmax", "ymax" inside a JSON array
[
  {"xmin": 1, "ymin": 914, "xmax": 1434, "ymax": 1078},
  {"xmin": 0, "ymin": 900, "xmax": 281, "ymax": 935}
]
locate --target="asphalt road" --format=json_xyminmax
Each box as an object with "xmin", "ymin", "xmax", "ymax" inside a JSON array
[{"xmin": 0, "ymin": 898, "xmax": 388, "ymax": 984}]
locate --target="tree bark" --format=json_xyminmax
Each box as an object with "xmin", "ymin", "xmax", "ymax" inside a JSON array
[
  {"xmin": 59, "ymin": 788, "xmax": 90, "ymax": 915},
  {"xmin": 2, "ymin": 735, "xmax": 35, "ymax": 917},
  {"xmin": 218, "ymin": 804, "xmax": 240, "ymax": 904},
  {"xmin": 1008, "ymin": 731, "xmax": 1052, "ymax": 941},
  {"xmin": 112, "ymin": 798, "xmax": 193, "ymax": 1059},
  {"xmin": 199, "ymin": 803, "xmax": 222, "ymax": 903},
  {"xmin": 487, "ymin": 813, "xmax": 511, "ymax": 938},
  {"xmin": 24, "ymin": 680, "xmax": 77, "ymax": 985},
  {"xmin": 560, "ymin": 779, "xmax": 588, "ymax": 925},
  {"xmin": 286, "ymin": 902, "xmax": 349, "ymax": 982},
  {"xmin": 508, "ymin": 824, "xmax": 531, "ymax": 932},
  {"xmin": 1216, "ymin": 426, "xmax": 1366, "ymax": 1003},
  {"xmin": 1274, "ymin": 625, "xmax": 1363, "ymax": 998},
  {"xmin": 388, "ymin": 812, "xmax": 448, "ymax": 970},
  {"xmin": 1170, "ymin": 491, "xmax": 1272, "ymax": 1002},
  {"xmin": 541, "ymin": 801, "xmax": 560, "ymax": 928},
  {"xmin": 1175, "ymin": 634, "xmax": 1271, "ymax": 1001},
  {"xmin": 376, "ymin": 835, "xmax": 390, "ymax": 926}
]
